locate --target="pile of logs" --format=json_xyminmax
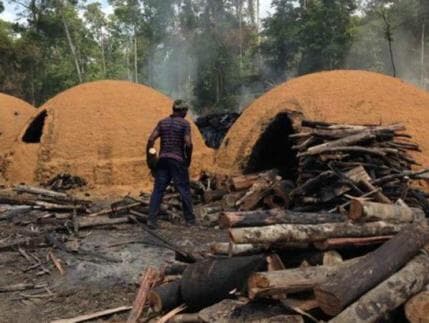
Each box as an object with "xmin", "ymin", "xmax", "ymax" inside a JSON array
[
  {"xmin": 196, "ymin": 170, "xmax": 293, "ymax": 226},
  {"xmin": 290, "ymin": 121, "xmax": 429, "ymax": 212},
  {"xmin": 140, "ymin": 203, "xmax": 429, "ymax": 322}
]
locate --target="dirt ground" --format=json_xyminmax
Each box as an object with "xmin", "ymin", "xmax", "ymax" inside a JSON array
[{"xmin": 0, "ymin": 217, "xmax": 228, "ymax": 322}]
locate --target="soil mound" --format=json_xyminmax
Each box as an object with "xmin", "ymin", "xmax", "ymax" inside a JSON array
[
  {"xmin": 0, "ymin": 94, "xmax": 35, "ymax": 181},
  {"xmin": 215, "ymin": 70, "xmax": 429, "ymax": 174},
  {"xmin": 5, "ymin": 80, "xmax": 213, "ymax": 194}
]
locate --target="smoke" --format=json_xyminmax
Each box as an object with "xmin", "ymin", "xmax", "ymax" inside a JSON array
[{"xmin": 345, "ymin": 13, "xmax": 426, "ymax": 89}]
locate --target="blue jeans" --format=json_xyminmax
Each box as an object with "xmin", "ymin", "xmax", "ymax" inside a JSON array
[{"xmin": 148, "ymin": 158, "xmax": 195, "ymax": 222}]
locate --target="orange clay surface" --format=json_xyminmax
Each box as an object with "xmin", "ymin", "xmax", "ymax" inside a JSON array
[
  {"xmin": 5, "ymin": 80, "xmax": 213, "ymax": 196},
  {"xmin": 0, "ymin": 93, "xmax": 35, "ymax": 182},
  {"xmin": 215, "ymin": 70, "xmax": 429, "ymax": 176}
]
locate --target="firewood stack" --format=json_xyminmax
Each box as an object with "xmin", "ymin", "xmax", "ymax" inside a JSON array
[{"xmin": 290, "ymin": 120, "xmax": 429, "ymax": 212}]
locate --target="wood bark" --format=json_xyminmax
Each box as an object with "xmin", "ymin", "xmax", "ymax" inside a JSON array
[
  {"xmin": 248, "ymin": 257, "xmax": 359, "ymax": 298},
  {"xmin": 221, "ymin": 191, "xmax": 245, "ymax": 209},
  {"xmin": 181, "ymin": 255, "xmax": 266, "ymax": 310},
  {"xmin": 405, "ymin": 290, "xmax": 429, "ymax": 323},
  {"xmin": 229, "ymin": 221, "xmax": 404, "ymax": 244},
  {"xmin": 349, "ymin": 199, "xmax": 423, "ymax": 223},
  {"xmin": 220, "ymin": 208, "xmax": 346, "ymax": 228},
  {"xmin": 203, "ymin": 189, "xmax": 227, "ymax": 203},
  {"xmin": 331, "ymin": 253, "xmax": 429, "ymax": 323},
  {"xmin": 148, "ymin": 280, "xmax": 182, "ymax": 312},
  {"xmin": 210, "ymin": 242, "xmax": 266, "ymax": 256},
  {"xmin": 314, "ymin": 223, "xmax": 429, "ymax": 316},
  {"xmin": 314, "ymin": 236, "xmax": 393, "ymax": 250}
]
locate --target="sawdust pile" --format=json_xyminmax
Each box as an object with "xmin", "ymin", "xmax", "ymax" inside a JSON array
[
  {"xmin": 215, "ymin": 70, "xmax": 429, "ymax": 174},
  {"xmin": 0, "ymin": 94, "xmax": 35, "ymax": 182},
  {"xmin": 6, "ymin": 80, "xmax": 213, "ymax": 195}
]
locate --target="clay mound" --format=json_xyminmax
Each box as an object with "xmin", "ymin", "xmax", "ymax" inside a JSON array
[
  {"xmin": 0, "ymin": 93, "xmax": 35, "ymax": 182},
  {"xmin": 6, "ymin": 80, "xmax": 213, "ymax": 194},
  {"xmin": 0, "ymin": 93, "xmax": 35, "ymax": 151},
  {"xmin": 215, "ymin": 70, "xmax": 429, "ymax": 174}
]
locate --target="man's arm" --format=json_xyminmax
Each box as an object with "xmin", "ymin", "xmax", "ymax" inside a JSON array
[
  {"xmin": 184, "ymin": 124, "xmax": 193, "ymax": 167},
  {"xmin": 147, "ymin": 124, "xmax": 160, "ymax": 153}
]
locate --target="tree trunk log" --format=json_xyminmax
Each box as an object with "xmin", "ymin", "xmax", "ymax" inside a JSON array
[
  {"xmin": 314, "ymin": 236, "xmax": 393, "ymax": 250},
  {"xmin": 331, "ymin": 252, "xmax": 429, "ymax": 323},
  {"xmin": 349, "ymin": 199, "xmax": 423, "ymax": 223},
  {"xmin": 203, "ymin": 190, "xmax": 227, "ymax": 203},
  {"xmin": 181, "ymin": 255, "xmax": 266, "ymax": 310},
  {"xmin": 314, "ymin": 223, "xmax": 429, "ymax": 316},
  {"xmin": 248, "ymin": 258, "xmax": 359, "ymax": 299},
  {"xmin": 220, "ymin": 209, "xmax": 346, "ymax": 228},
  {"xmin": 405, "ymin": 290, "xmax": 429, "ymax": 323},
  {"xmin": 148, "ymin": 281, "xmax": 182, "ymax": 312},
  {"xmin": 210, "ymin": 242, "xmax": 266, "ymax": 256},
  {"xmin": 229, "ymin": 221, "xmax": 404, "ymax": 244}
]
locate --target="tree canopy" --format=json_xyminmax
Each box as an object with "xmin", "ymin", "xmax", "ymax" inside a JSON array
[{"xmin": 0, "ymin": 0, "xmax": 427, "ymax": 110}]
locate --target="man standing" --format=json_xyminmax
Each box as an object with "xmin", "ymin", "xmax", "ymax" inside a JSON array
[{"xmin": 146, "ymin": 99, "xmax": 196, "ymax": 229}]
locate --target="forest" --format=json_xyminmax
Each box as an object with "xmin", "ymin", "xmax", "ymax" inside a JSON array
[{"xmin": 0, "ymin": 0, "xmax": 428, "ymax": 113}]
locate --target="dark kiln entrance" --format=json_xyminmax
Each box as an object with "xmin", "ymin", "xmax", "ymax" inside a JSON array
[{"xmin": 244, "ymin": 112, "xmax": 298, "ymax": 181}]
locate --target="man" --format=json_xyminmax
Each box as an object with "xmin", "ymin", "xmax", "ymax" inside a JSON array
[{"xmin": 146, "ymin": 99, "xmax": 196, "ymax": 229}]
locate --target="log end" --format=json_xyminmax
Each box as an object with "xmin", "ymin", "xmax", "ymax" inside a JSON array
[
  {"xmin": 349, "ymin": 199, "xmax": 363, "ymax": 221},
  {"xmin": 314, "ymin": 286, "xmax": 343, "ymax": 316},
  {"xmin": 405, "ymin": 291, "xmax": 429, "ymax": 323}
]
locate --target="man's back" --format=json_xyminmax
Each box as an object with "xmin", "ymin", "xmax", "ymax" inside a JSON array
[{"xmin": 157, "ymin": 115, "xmax": 190, "ymax": 162}]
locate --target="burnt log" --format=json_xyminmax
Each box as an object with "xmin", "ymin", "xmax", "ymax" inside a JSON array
[
  {"xmin": 148, "ymin": 280, "xmax": 182, "ymax": 312},
  {"xmin": 180, "ymin": 255, "xmax": 266, "ymax": 310}
]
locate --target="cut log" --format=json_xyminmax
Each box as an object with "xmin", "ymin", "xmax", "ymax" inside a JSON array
[
  {"xmin": 220, "ymin": 209, "xmax": 346, "ymax": 228},
  {"xmin": 323, "ymin": 251, "xmax": 343, "ymax": 266},
  {"xmin": 237, "ymin": 180, "xmax": 272, "ymax": 211},
  {"xmin": 248, "ymin": 257, "xmax": 359, "ymax": 299},
  {"xmin": 314, "ymin": 236, "xmax": 393, "ymax": 250},
  {"xmin": 78, "ymin": 216, "xmax": 129, "ymax": 229},
  {"xmin": 229, "ymin": 174, "xmax": 260, "ymax": 191},
  {"xmin": 299, "ymin": 146, "xmax": 396, "ymax": 158},
  {"xmin": 229, "ymin": 221, "xmax": 404, "ymax": 244},
  {"xmin": 14, "ymin": 184, "xmax": 69, "ymax": 198},
  {"xmin": 405, "ymin": 290, "xmax": 429, "ymax": 323},
  {"xmin": 148, "ymin": 280, "xmax": 182, "ymax": 312},
  {"xmin": 203, "ymin": 189, "xmax": 227, "ymax": 203},
  {"xmin": 359, "ymin": 179, "xmax": 392, "ymax": 204},
  {"xmin": 303, "ymin": 125, "xmax": 404, "ymax": 156},
  {"xmin": 331, "ymin": 252, "xmax": 429, "ymax": 323},
  {"xmin": 127, "ymin": 267, "xmax": 159, "ymax": 323},
  {"xmin": 314, "ymin": 223, "xmax": 429, "ymax": 316},
  {"xmin": 229, "ymin": 170, "xmax": 278, "ymax": 191},
  {"xmin": 221, "ymin": 191, "xmax": 245, "ymax": 209},
  {"xmin": 210, "ymin": 242, "xmax": 266, "ymax": 256},
  {"xmin": 181, "ymin": 255, "xmax": 266, "ymax": 310},
  {"xmin": 349, "ymin": 199, "xmax": 423, "ymax": 223}
]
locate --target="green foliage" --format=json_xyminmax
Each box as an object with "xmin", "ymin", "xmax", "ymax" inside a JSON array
[{"xmin": 0, "ymin": 0, "xmax": 427, "ymax": 112}]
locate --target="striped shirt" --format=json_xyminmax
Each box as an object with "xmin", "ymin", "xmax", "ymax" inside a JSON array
[{"xmin": 157, "ymin": 115, "xmax": 191, "ymax": 162}]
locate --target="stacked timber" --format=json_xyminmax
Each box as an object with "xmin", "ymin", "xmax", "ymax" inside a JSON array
[
  {"xmin": 196, "ymin": 169, "xmax": 294, "ymax": 225},
  {"xmin": 290, "ymin": 121, "xmax": 429, "ymax": 212},
  {"xmin": 198, "ymin": 194, "xmax": 429, "ymax": 322}
]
